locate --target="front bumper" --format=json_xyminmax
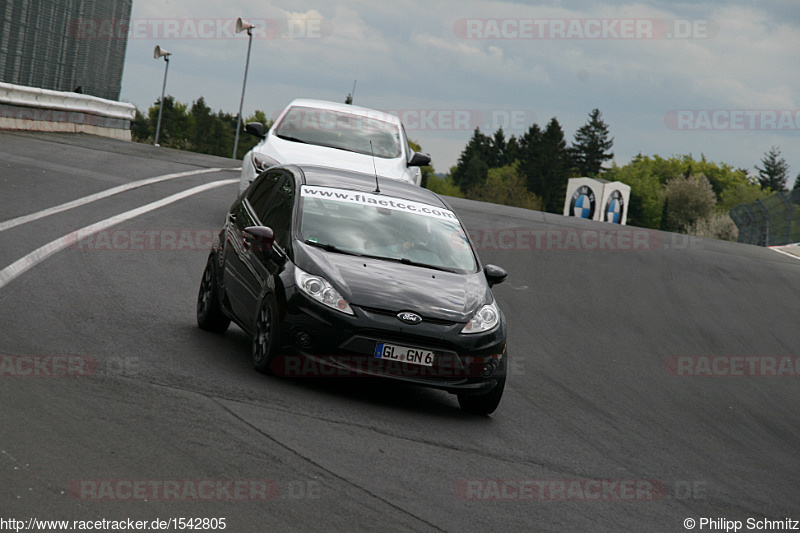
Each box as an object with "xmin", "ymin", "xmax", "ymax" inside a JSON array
[{"xmin": 271, "ymin": 291, "xmax": 507, "ymax": 393}]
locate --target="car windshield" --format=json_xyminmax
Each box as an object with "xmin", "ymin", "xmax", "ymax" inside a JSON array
[
  {"xmin": 298, "ymin": 186, "xmax": 477, "ymax": 273},
  {"xmin": 274, "ymin": 106, "xmax": 402, "ymax": 159}
]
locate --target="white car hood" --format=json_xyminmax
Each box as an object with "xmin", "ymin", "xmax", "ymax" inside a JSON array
[{"xmin": 261, "ymin": 135, "xmax": 411, "ymax": 183}]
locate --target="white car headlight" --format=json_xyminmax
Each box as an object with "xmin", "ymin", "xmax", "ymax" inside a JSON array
[
  {"xmin": 461, "ymin": 301, "xmax": 500, "ymax": 334},
  {"xmin": 253, "ymin": 155, "xmax": 272, "ymax": 173},
  {"xmin": 294, "ymin": 266, "xmax": 354, "ymax": 315}
]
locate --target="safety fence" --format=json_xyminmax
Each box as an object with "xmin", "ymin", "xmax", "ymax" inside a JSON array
[{"xmin": 730, "ymin": 188, "xmax": 800, "ymax": 246}]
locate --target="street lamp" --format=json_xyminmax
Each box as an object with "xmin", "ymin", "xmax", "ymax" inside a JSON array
[
  {"xmin": 153, "ymin": 45, "xmax": 172, "ymax": 147},
  {"xmin": 232, "ymin": 17, "xmax": 255, "ymax": 160}
]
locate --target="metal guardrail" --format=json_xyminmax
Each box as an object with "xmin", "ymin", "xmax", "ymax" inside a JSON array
[
  {"xmin": 0, "ymin": 82, "xmax": 135, "ymax": 140},
  {"xmin": 730, "ymin": 188, "xmax": 800, "ymax": 246}
]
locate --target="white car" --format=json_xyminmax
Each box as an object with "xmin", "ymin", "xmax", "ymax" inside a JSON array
[{"xmin": 238, "ymin": 99, "xmax": 431, "ymax": 195}]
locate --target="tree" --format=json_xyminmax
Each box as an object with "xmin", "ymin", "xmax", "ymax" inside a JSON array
[
  {"xmin": 517, "ymin": 122, "xmax": 542, "ymax": 194},
  {"xmin": 605, "ymin": 154, "xmax": 768, "ymax": 230},
  {"xmin": 793, "ymin": 172, "xmax": 800, "ymax": 191},
  {"xmin": 755, "ymin": 146, "xmax": 789, "ymax": 191},
  {"xmin": 504, "ymin": 135, "xmax": 521, "ymax": 166},
  {"xmin": 459, "ymin": 155, "xmax": 489, "ymax": 193},
  {"xmin": 519, "ymin": 118, "xmax": 571, "ymax": 213},
  {"xmin": 468, "ymin": 162, "xmax": 542, "ymax": 210},
  {"xmin": 133, "ymin": 96, "xmax": 272, "ymax": 159},
  {"xmin": 131, "ymin": 109, "xmax": 151, "ymax": 143},
  {"xmin": 570, "ymin": 108, "xmax": 614, "ymax": 176},
  {"xmin": 189, "ymin": 97, "xmax": 214, "ymax": 154},
  {"xmin": 452, "ymin": 128, "xmax": 492, "ymax": 192},
  {"xmin": 426, "ymin": 171, "xmax": 463, "ymax": 198},
  {"xmin": 146, "ymin": 96, "xmax": 191, "ymax": 149},
  {"xmin": 662, "ymin": 174, "xmax": 716, "ymax": 233},
  {"xmin": 489, "ymin": 127, "xmax": 506, "ymax": 168},
  {"xmin": 605, "ymin": 155, "xmax": 666, "ymax": 229},
  {"xmin": 686, "ymin": 212, "xmax": 739, "ymax": 242}
]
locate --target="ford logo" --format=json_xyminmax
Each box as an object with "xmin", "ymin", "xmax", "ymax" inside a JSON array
[{"xmin": 397, "ymin": 311, "xmax": 422, "ymax": 325}]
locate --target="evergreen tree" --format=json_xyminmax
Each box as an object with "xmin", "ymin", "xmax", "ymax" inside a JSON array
[
  {"xmin": 459, "ymin": 155, "xmax": 489, "ymax": 193},
  {"xmin": 755, "ymin": 146, "xmax": 789, "ymax": 191},
  {"xmin": 570, "ymin": 108, "xmax": 614, "ymax": 176},
  {"xmin": 212, "ymin": 111, "xmax": 236, "ymax": 158},
  {"xmin": 452, "ymin": 128, "xmax": 492, "ymax": 192},
  {"xmin": 519, "ymin": 119, "xmax": 571, "ymax": 213},
  {"xmin": 133, "ymin": 97, "xmax": 269, "ymax": 159},
  {"xmin": 131, "ymin": 109, "xmax": 151, "ymax": 142},
  {"xmin": 504, "ymin": 135, "xmax": 521, "ymax": 166},
  {"xmin": 189, "ymin": 97, "xmax": 214, "ymax": 154},
  {"xmin": 518, "ymin": 123, "xmax": 543, "ymax": 196},
  {"xmin": 489, "ymin": 127, "xmax": 506, "ymax": 168},
  {"xmin": 538, "ymin": 118, "xmax": 571, "ymax": 213}
]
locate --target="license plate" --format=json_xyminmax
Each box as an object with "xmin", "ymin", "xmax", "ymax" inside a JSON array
[{"xmin": 374, "ymin": 342, "xmax": 434, "ymax": 367}]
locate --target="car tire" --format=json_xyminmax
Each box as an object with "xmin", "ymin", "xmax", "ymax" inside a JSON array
[
  {"xmin": 252, "ymin": 294, "xmax": 279, "ymax": 374},
  {"xmin": 457, "ymin": 376, "xmax": 505, "ymax": 415},
  {"xmin": 197, "ymin": 256, "xmax": 230, "ymax": 333}
]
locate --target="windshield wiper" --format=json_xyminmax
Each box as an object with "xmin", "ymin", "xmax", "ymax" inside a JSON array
[
  {"xmin": 303, "ymin": 239, "xmax": 362, "ymax": 257},
  {"xmin": 304, "ymin": 240, "xmax": 460, "ymax": 272},
  {"xmin": 398, "ymin": 257, "xmax": 459, "ymax": 273},
  {"xmin": 276, "ymin": 133, "xmax": 309, "ymax": 144},
  {"xmin": 312, "ymin": 142, "xmax": 364, "ymax": 155},
  {"xmin": 366, "ymin": 255, "xmax": 454, "ymax": 273}
]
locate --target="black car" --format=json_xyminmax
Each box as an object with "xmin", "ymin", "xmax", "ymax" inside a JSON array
[{"xmin": 197, "ymin": 164, "xmax": 508, "ymax": 414}]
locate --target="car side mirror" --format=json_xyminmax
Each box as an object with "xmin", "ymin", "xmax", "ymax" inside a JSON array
[
  {"xmin": 484, "ymin": 264, "xmax": 508, "ymax": 287},
  {"xmin": 408, "ymin": 152, "xmax": 431, "ymax": 167},
  {"xmin": 245, "ymin": 122, "xmax": 266, "ymax": 139},
  {"xmin": 243, "ymin": 226, "xmax": 275, "ymax": 252}
]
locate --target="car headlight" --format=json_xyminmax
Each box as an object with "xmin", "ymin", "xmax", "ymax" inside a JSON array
[
  {"xmin": 253, "ymin": 155, "xmax": 272, "ymax": 173},
  {"xmin": 294, "ymin": 266, "xmax": 354, "ymax": 315},
  {"xmin": 461, "ymin": 301, "xmax": 500, "ymax": 334}
]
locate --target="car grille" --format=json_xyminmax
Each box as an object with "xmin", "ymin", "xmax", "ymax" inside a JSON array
[{"xmin": 358, "ymin": 305, "xmax": 459, "ymax": 326}]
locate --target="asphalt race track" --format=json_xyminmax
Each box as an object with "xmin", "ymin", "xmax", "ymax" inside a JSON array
[{"xmin": 1, "ymin": 132, "xmax": 799, "ymax": 532}]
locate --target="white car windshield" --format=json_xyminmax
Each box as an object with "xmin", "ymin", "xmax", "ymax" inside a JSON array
[
  {"xmin": 275, "ymin": 106, "xmax": 402, "ymax": 159},
  {"xmin": 299, "ymin": 186, "xmax": 477, "ymax": 273}
]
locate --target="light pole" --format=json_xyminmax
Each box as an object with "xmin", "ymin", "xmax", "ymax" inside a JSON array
[
  {"xmin": 232, "ymin": 17, "xmax": 255, "ymax": 160},
  {"xmin": 153, "ymin": 45, "xmax": 171, "ymax": 147}
]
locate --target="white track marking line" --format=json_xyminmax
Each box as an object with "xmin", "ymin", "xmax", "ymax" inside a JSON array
[
  {"xmin": 769, "ymin": 246, "xmax": 800, "ymax": 261},
  {"xmin": 0, "ymin": 167, "xmax": 240, "ymax": 232},
  {"xmin": 0, "ymin": 179, "xmax": 237, "ymax": 290}
]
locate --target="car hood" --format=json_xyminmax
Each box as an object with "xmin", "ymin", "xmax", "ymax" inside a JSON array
[
  {"xmin": 295, "ymin": 244, "xmax": 489, "ymax": 323},
  {"xmin": 261, "ymin": 135, "xmax": 411, "ymax": 183}
]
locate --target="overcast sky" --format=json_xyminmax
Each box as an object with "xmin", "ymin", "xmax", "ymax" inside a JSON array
[{"xmin": 119, "ymin": 0, "xmax": 799, "ymax": 178}]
